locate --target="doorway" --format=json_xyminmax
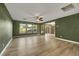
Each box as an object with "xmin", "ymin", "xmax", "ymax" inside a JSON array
[{"xmin": 45, "ymin": 21, "xmax": 55, "ymax": 36}]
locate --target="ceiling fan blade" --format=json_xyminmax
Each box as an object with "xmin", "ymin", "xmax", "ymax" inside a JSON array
[{"xmin": 39, "ymin": 17, "xmax": 43, "ymax": 21}]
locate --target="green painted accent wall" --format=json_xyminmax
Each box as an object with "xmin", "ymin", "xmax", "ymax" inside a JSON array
[
  {"xmin": 0, "ymin": 4, "xmax": 12, "ymax": 54},
  {"xmin": 55, "ymin": 13, "xmax": 79, "ymax": 42},
  {"xmin": 13, "ymin": 21, "xmax": 42, "ymax": 36},
  {"xmin": 13, "ymin": 21, "xmax": 19, "ymax": 36}
]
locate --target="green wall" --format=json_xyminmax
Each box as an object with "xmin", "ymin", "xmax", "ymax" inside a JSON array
[
  {"xmin": 0, "ymin": 4, "xmax": 12, "ymax": 54},
  {"xmin": 13, "ymin": 21, "xmax": 19, "ymax": 36},
  {"xmin": 13, "ymin": 21, "xmax": 43, "ymax": 36},
  {"xmin": 55, "ymin": 13, "xmax": 79, "ymax": 42}
]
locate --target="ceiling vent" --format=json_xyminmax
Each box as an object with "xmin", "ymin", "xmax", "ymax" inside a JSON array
[{"xmin": 61, "ymin": 4, "xmax": 75, "ymax": 12}]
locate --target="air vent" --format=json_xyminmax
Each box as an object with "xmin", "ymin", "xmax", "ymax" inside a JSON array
[{"xmin": 61, "ymin": 4, "xmax": 75, "ymax": 12}]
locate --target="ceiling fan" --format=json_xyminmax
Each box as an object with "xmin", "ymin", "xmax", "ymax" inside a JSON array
[
  {"xmin": 23, "ymin": 13, "xmax": 44, "ymax": 21},
  {"xmin": 33, "ymin": 15, "xmax": 44, "ymax": 21}
]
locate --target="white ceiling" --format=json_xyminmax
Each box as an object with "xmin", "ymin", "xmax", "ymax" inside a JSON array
[{"xmin": 5, "ymin": 3, "xmax": 79, "ymax": 23}]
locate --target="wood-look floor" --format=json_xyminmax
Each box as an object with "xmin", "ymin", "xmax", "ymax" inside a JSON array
[{"xmin": 2, "ymin": 34, "xmax": 79, "ymax": 56}]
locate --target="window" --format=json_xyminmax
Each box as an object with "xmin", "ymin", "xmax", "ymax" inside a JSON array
[
  {"xmin": 19, "ymin": 23, "xmax": 38, "ymax": 34},
  {"xmin": 27, "ymin": 24, "xmax": 32, "ymax": 33},
  {"xmin": 33, "ymin": 24, "xmax": 37, "ymax": 33},
  {"xmin": 19, "ymin": 24, "xmax": 26, "ymax": 34}
]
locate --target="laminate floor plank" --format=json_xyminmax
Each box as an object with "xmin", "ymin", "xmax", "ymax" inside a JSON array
[{"xmin": 2, "ymin": 34, "xmax": 79, "ymax": 56}]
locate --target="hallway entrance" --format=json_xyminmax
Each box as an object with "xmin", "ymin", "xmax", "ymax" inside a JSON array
[{"xmin": 45, "ymin": 21, "xmax": 55, "ymax": 36}]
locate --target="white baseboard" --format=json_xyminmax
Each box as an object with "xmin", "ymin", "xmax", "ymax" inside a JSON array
[
  {"xmin": 0, "ymin": 38, "xmax": 12, "ymax": 56},
  {"xmin": 56, "ymin": 37, "xmax": 79, "ymax": 45}
]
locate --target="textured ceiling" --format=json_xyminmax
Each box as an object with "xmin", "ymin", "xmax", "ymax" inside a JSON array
[{"xmin": 5, "ymin": 3, "xmax": 79, "ymax": 23}]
